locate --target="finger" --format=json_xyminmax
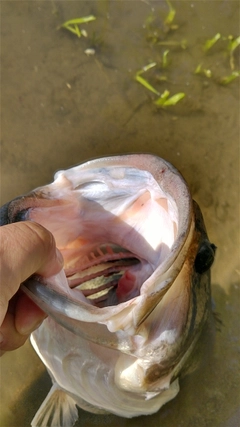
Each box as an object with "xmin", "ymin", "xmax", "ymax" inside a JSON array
[
  {"xmin": 0, "ymin": 221, "xmax": 64, "ymax": 325},
  {"xmin": 0, "ymin": 293, "xmax": 46, "ymax": 353},
  {"xmin": 15, "ymin": 292, "xmax": 47, "ymax": 335},
  {"xmin": 0, "ymin": 311, "xmax": 29, "ymax": 353}
]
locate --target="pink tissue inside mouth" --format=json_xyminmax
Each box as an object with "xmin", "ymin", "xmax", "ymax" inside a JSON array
[{"xmin": 116, "ymin": 270, "xmax": 136, "ymax": 301}]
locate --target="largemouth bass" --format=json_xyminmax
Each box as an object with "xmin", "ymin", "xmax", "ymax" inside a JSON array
[{"xmin": 0, "ymin": 154, "xmax": 216, "ymax": 426}]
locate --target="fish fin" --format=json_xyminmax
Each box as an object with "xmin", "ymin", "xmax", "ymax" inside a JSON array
[{"xmin": 31, "ymin": 383, "xmax": 78, "ymax": 427}]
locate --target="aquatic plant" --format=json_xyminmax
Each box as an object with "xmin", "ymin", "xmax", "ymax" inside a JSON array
[
  {"xmin": 59, "ymin": 16, "xmax": 96, "ymax": 38},
  {"xmin": 134, "ymin": 63, "xmax": 160, "ymax": 96},
  {"xmin": 194, "ymin": 33, "xmax": 240, "ymax": 84},
  {"xmin": 134, "ymin": 63, "xmax": 185, "ymax": 107},
  {"xmin": 162, "ymin": 49, "xmax": 170, "ymax": 68},
  {"xmin": 144, "ymin": 0, "xmax": 180, "ymax": 44},
  {"xmin": 154, "ymin": 90, "xmax": 185, "ymax": 107},
  {"xmin": 164, "ymin": 0, "xmax": 178, "ymax": 30},
  {"xmin": 57, "ymin": 1, "xmax": 239, "ymax": 110},
  {"xmin": 203, "ymin": 33, "xmax": 221, "ymax": 52},
  {"xmin": 219, "ymin": 71, "xmax": 240, "ymax": 85},
  {"xmin": 228, "ymin": 35, "xmax": 240, "ymax": 70},
  {"xmin": 194, "ymin": 64, "xmax": 212, "ymax": 78}
]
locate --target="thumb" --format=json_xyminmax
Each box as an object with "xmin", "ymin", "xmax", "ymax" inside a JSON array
[{"xmin": 0, "ymin": 221, "xmax": 64, "ymax": 325}]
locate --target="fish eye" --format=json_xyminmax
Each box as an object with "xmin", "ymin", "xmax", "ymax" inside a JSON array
[{"xmin": 194, "ymin": 241, "xmax": 216, "ymax": 274}]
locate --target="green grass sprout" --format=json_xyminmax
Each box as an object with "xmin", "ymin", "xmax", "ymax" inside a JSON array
[
  {"xmin": 135, "ymin": 63, "xmax": 160, "ymax": 95},
  {"xmin": 137, "ymin": 62, "xmax": 157, "ymax": 74},
  {"xmin": 203, "ymin": 33, "xmax": 221, "ymax": 52},
  {"xmin": 154, "ymin": 90, "xmax": 170, "ymax": 105},
  {"xmin": 135, "ymin": 63, "xmax": 185, "ymax": 107},
  {"xmin": 228, "ymin": 36, "xmax": 240, "ymax": 53},
  {"xmin": 228, "ymin": 36, "xmax": 240, "ymax": 70},
  {"xmin": 155, "ymin": 90, "xmax": 185, "ymax": 106},
  {"xmin": 59, "ymin": 16, "xmax": 96, "ymax": 38},
  {"xmin": 140, "ymin": 4, "xmax": 240, "ymax": 109},
  {"xmin": 220, "ymin": 71, "xmax": 240, "ymax": 85},
  {"xmin": 204, "ymin": 69, "xmax": 212, "ymax": 78},
  {"xmin": 156, "ymin": 75, "xmax": 168, "ymax": 82},
  {"xmin": 163, "ymin": 92, "xmax": 185, "ymax": 105},
  {"xmin": 194, "ymin": 64, "xmax": 212, "ymax": 78},
  {"xmin": 157, "ymin": 40, "xmax": 187, "ymax": 49},
  {"xmin": 162, "ymin": 50, "xmax": 170, "ymax": 68},
  {"xmin": 165, "ymin": 0, "xmax": 176, "ymax": 26},
  {"xmin": 194, "ymin": 64, "xmax": 202, "ymax": 74},
  {"xmin": 135, "ymin": 75, "xmax": 160, "ymax": 95}
]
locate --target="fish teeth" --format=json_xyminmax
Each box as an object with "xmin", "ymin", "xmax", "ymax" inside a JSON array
[
  {"xmin": 65, "ymin": 244, "xmax": 137, "ymax": 276},
  {"xmin": 67, "ymin": 259, "xmax": 138, "ymax": 288},
  {"xmin": 90, "ymin": 251, "xmax": 96, "ymax": 259},
  {"xmin": 106, "ymin": 245, "xmax": 114, "ymax": 255},
  {"xmin": 82, "ymin": 255, "xmax": 90, "ymax": 265},
  {"xmin": 97, "ymin": 247, "xmax": 104, "ymax": 257}
]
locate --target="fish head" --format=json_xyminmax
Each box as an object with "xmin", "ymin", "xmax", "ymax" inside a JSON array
[{"xmin": 0, "ymin": 154, "xmax": 215, "ymax": 393}]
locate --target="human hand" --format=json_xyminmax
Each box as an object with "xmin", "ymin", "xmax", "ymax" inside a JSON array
[{"xmin": 0, "ymin": 221, "xmax": 63, "ymax": 355}]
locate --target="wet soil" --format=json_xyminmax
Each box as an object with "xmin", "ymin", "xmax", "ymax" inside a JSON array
[{"xmin": 0, "ymin": 1, "xmax": 239, "ymax": 427}]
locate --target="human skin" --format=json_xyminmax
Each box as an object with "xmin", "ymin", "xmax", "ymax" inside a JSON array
[{"xmin": 0, "ymin": 221, "xmax": 63, "ymax": 355}]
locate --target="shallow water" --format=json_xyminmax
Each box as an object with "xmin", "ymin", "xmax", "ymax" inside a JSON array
[{"xmin": 0, "ymin": 1, "xmax": 239, "ymax": 426}]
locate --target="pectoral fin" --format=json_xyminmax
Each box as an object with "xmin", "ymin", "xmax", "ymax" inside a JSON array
[{"xmin": 31, "ymin": 383, "xmax": 78, "ymax": 427}]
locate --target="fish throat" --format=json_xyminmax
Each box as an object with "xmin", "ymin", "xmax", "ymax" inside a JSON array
[{"xmin": 66, "ymin": 244, "xmax": 140, "ymax": 307}]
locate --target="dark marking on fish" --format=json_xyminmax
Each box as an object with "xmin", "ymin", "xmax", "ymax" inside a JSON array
[
  {"xmin": 12, "ymin": 208, "xmax": 30, "ymax": 222},
  {"xmin": 0, "ymin": 197, "xmax": 30, "ymax": 225},
  {"xmin": 0, "ymin": 201, "xmax": 11, "ymax": 225}
]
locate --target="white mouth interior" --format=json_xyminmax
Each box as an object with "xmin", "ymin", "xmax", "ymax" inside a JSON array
[{"xmin": 29, "ymin": 166, "xmax": 179, "ymax": 307}]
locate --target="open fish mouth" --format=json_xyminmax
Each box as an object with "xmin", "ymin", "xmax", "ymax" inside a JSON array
[
  {"xmin": 59, "ymin": 185, "xmax": 177, "ymax": 308},
  {"xmin": 0, "ymin": 153, "xmax": 215, "ymax": 339},
  {"xmin": 0, "ymin": 154, "xmax": 215, "ymax": 341},
  {"xmin": 2, "ymin": 154, "xmax": 181, "ymax": 312},
  {"xmin": 0, "ymin": 154, "xmax": 216, "ymax": 423}
]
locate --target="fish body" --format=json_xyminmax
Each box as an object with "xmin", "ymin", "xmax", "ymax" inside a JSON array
[{"xmin": 0, "ymin": 154, "xmax": 215, "ymax": 426}]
